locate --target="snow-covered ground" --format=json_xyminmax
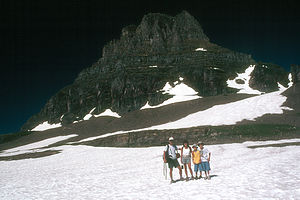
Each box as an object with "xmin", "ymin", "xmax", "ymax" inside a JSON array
[
  {"xmin": 94, "ymin": 109, "xmax": 121, "ymax": 118},
  {"xmin": 1, "ymin": 139, "xmax": 299, "ymax": 199},
  {"xmin": 76, "ymin": 86, "xmax": 292, "ymax": 143},
  {"xmin": 195, "ymin": 47, "xmax": 207, "ymax": 51},
  {"xmin": 141, "ymin": 78, "xmax": 201, "ymax": 110},
  {"xmin": 83, "ymin": 108, "xmax": 97, "ymax": 120},
  {"xmin": 288, "ymin": 73, "xmax": 293, "ymax": 88},
  {"xmin": 0, "ymin": 135, "xmax": 78, "ymax": 157},
  {"xmin": 84, "ymin": 108, "xmax": 121, "ymax": 120},
  {"xmin": 31, "ymin": 121, "xmax": 62, "ymax": 131},
  {"xmin": 227, "ymin": 65, "xmax": 263, "ymax": 94}
]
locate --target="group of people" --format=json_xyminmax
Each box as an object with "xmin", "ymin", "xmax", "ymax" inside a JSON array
[{"xmin": 163, "ymin": 137, "xmax": 211, "ymax": 183}]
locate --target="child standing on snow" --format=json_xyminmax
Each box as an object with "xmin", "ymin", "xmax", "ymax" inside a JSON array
[
  {"xmin": 192, "ymin": 144, "xmax": 201, "ymax": 179},
  {"xmin": 198, "ymin": 141, "xmax": 211, "ymax": 180}
]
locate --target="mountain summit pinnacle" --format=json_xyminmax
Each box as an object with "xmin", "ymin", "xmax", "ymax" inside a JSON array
[{"xmin": 102, "ymin": 11, "xmax": 209, "ymax": 57}]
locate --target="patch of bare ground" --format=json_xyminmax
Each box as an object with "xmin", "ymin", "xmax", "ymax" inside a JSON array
[
  {"xmin": 247, "ymin": 142, "xmax": 300, "ymax": 149},
  {"xmin": 0, "ymin": 150, "xmax": 61, "ymax": 161}
]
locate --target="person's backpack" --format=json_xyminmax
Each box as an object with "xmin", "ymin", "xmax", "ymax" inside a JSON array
[
  {"xmin": 163, "ymin": 144, "xmax": 171, "ymax": 162},
  {"xmin": 164, "ymin": 144, "xmax": 178, "ymax": 161}
]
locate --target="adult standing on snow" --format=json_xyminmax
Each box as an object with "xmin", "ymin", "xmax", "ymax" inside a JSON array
[
  {"xmin": 180, "ymin": 140, "xmax": 194, "ymax": 181},
  {"xmin": 163, "ymin": 137, "xmax": 183, "ymax": 183}
]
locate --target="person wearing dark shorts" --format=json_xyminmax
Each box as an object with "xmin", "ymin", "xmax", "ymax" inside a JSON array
[
  {"xmin": 168, "ymin": 158, "xmax": 180, "ymax": 168},
  {"xmin": 163, "ymin": 137, "xmax": 183, "ymax": 183}
]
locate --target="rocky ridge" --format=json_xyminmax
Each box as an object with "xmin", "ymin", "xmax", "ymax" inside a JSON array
[{"xmin": 21, "ymin": 11, "xmax": 291, "ymax": 131}]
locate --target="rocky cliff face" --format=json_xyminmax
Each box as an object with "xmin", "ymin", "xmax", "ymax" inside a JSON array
[
  {"xmin": 291, "ymin": 65, "xmax": 300, "ymax": 83},
  {"xmin": 249, "ymin": 62, "xmax": 289, "ymax": 92},
  {"xmin": 21, "ymin": 11, "xmax": 290, "ymax": 131}
]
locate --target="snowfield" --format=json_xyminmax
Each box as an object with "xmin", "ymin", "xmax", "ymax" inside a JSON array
[
  {"xmin": 0, "ymin": 135, "xmax": 78, "ymax": 157},
  {"xmin": 76, "ymin": 86, "xmax": 292, "ymax": 143},
  {"xmin": 0, "ymin": 139, "xmax": 299, "ymax": 199}
]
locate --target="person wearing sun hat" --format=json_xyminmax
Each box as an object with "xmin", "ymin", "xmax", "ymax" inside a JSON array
[
  {"xmin": 198, "ymin": 141, "xmax": 211, "ymax": 180},
  {"xmin": 163, "ymin": 137, "xmax": 183, "ymax": 183},
  {"xmin": 192, "ymin": 144, "xmax": 201, "ymax": 179}
]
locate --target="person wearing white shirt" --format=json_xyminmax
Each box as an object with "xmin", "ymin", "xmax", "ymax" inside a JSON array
[
  {"xmin": 163, "ymin": 137, "xmax": 183, "ymax": 183},
  {"xmin": 198, "ymin": 141, "xmax": 211, "ymax": 180},
  {"xmin": 180, "ymin": 140, "xmax": 194, "ymax": 180}
]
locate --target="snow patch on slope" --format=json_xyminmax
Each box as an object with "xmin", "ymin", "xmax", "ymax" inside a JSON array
[
  {"xmin": 31, "ymin": 121, "xmax": 62, "ymax": 131},
  {"xmin": 79, "ymin": 108, "xmax": 121, "ymax": 123},
  {"xmin": 227, "ymin": 65, "xmax": 263, "ymax": 94},
  {"xmin": 94, "ymin": 109, "xmax": 121, "ymax": 118},
  {"xmin": 83, "ymin": 107, "xmax": 96, "ymax": 120},
  {"xmin": 288, "ymin": 73, "xmax": 293, "ymax": 88},
  {"xmin": 195, "ymin": 47, "xmax": 207, "ymax": 51},
  {"xmin": 77, "ymin": 88, "xmax": 292, "ymax": 143},
  {"xmin": 141, "ymin": 77, "xmax": 201, "ymax": 110},
  {"xmin": 0, "ymin": 134, "xmax": 78, "ymax": 157}
]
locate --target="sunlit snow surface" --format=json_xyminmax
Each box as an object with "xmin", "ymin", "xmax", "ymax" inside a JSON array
[
  {"xmin": 73, "ymin": 108, "xmax": 121, "ymax": 124},
  {"xmin": 195, "ymin": 47, "xmax": 207, "ymax": 51},
  {"xmin": 83, "ymin": 107, "xmax": 96, "ymax": 120},
  {"xmin": 77, "ymin": 88, "xmax": 292, "ymax": 143},
  {"xmin": 31, "ymin": 121, "xmax": 62, "ymax": 131},
  {"xmin": 141, "ymin": 78, "xmax": 201, "ymax": 110},
  {"xmin": 227, "ymin": 65, "xmax": 263, "ymax": 94},
  {"xmin": 288, "ymin": 73, "xmax": 293, "ymax": 88},
  {"xmin": 0, "ymin": 135, "xmax": 78, "ymax": 157},
  {"xmin": 94, "ymin": 109, "xmax": 121, "ymax": 118},
  {"xmin": 1, "ymin": 139, "xmax": 299, "ymax": 199}
]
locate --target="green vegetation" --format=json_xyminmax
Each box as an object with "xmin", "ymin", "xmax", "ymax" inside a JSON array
[{"xmin": 0, "ymin": 131, "xmax": 33, "ymax": 145}]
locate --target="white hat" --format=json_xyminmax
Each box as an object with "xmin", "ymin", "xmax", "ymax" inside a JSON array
[{"xmin": 169, "ymin": 137, "xmax": 174, "ymax": 141}]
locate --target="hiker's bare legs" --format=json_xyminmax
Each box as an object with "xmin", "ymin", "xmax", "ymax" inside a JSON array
[
  {"xmin": 207, "ymin": 170, "xmax": 210, "ymax": 179},
  {"xmin": 169, "ymin": 168, "xmax": 173, "ymax": 181},
  {"xmin": 177, "ymin": 165, "xmax": 183, "ymax": 179},
  {"xmin": 188, "ymin": 163, "xmax": 194, "ymax": 178},
  {"xmin": 204, "ymin": 171, "xmax": 208, "ymax": 179},
  {"xmin": 183, "ymin": 164, "xmax": 188, "ymax": 178}
]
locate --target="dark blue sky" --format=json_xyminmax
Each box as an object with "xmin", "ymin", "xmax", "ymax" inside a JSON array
[{"xmin": 1, "ymin": 0, "xmax": 299, "ymax": 134}]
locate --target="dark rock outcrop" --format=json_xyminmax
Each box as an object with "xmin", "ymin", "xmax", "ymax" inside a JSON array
[
  {"xmin": 21, "ymin": 11, "xmax": 290, "ymax": 131},
  {"xmin": 291, "ymin": 65, "xmax": 300, "ymax": 83},
  {"xmin": 249, "ymin": 62, "xmax": 289, "ymax": 92}
]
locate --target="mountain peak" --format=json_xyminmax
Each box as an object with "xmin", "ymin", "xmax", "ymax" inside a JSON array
[
  {"xmin": 103, "ymin": 11, "xmax": 209, "ymax": 57},
  {"xmin": 21, "ymin": 11, "xmax": 291, "ymax": 131}
]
